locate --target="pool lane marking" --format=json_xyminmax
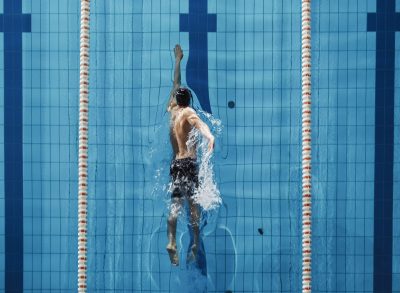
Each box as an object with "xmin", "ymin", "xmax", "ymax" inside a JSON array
[
  {"xmin": 179, "ymin": 0, "xmax": 216, "ymax": 113},
  {"xmin": 0, "ymin": 0, "xmax": 31, "ymax": 291},
  {"xmin": 367, "ymin": 0, "xmax": 398, "ymax": 291}
]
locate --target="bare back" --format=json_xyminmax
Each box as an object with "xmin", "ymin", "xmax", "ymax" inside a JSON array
[{"xmin": 169, "ymin": 106, "xmax": 197, "ymax": 159}]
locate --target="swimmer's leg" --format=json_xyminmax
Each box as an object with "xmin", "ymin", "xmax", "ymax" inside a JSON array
[
  {"xmin": 167, "ymin": 196, "xmax": 183, "ymax": 266},
  {"xmin": 187, "ymin": 197, "xmax": 200, "ymax": 261}
]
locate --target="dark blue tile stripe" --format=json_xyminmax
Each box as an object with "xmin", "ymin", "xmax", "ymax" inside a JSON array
[
  {"xmin": 180, "ymin": 0, "xmax": 216, "ymax": 113},
  {"xmin": 367, "ymin": 0, "xmax": 396, "ymax": 291},
  {"xmin": 1, "ymin": 0, "xmax": 31, "ymax": 291}
]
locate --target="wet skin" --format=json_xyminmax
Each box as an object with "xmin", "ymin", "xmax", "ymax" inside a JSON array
[{"xmin": 166, "ymin": 45, "xmax": 214, "ymax": 265}]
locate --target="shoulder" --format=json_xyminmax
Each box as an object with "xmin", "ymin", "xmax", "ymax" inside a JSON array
[
  {"xmin": 168, "ymin": 104, "xmax": 179, "ymax": 113},
  {"xmin": 182, "ymin": 107, "xmax": 197, "ymax": 117},
  {"xmin": 183, "ymin": 108, "xmax": 200, "ymax": 126}
]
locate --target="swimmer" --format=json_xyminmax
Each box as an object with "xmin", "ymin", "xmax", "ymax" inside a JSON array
[{"xmin": 166, "ymin": 44, "xmax": 215, "ymax": 266}]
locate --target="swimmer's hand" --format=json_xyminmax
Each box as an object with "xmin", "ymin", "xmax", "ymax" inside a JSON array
[{"xmin": 174, "ymin": 44, "xmax": 183, "ymax": 61}]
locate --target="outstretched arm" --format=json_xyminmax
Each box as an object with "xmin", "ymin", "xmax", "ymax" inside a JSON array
[
  {"xmin": 173, "ymin": 45, "xmax": 182, "ymax": 89},
  {"xmin": 187, "ymin": 111, "xmax": 215, "ymax": 152},
  {"xmin": 167, "ymin": 45, "xmax": 183, "ymax": 112}
]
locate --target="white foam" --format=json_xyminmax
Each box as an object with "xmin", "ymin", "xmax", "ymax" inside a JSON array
[{"xmin": 188, "ymin": 111, "xmax": 222, "ymax": 211}]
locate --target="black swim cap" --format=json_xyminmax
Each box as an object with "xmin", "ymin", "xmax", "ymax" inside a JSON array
[{"xmin": 175, "ymin": 87, "xmax": 192, "ymax": 107}]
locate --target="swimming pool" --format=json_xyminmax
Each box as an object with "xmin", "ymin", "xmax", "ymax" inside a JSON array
[{"xmin": 0, "ymin": 0, "xmax": 399, "ymax": 292}]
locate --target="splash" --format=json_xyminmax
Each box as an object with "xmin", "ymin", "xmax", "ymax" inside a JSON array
[
  {"xmin": 188, "ymin": 111, "xmax": 223, "ymax": 211},
  {"xmin": 150, "ymin": 107, "xmax": 223, "ymax": 212},
  {"xmin": 197, "ymin": 109, "xmax": 223, "ymax": 135}
]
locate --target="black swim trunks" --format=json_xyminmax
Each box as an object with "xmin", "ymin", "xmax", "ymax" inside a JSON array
[{"xmin": 170, "ymin": 157, "xmax": 199, "ymax": 198}]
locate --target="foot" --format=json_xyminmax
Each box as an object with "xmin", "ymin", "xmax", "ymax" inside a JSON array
[
  {"xmin": 166, "ymin": 243, "xmax": 179, "ymax": 266},
  {"xmin": 187, "ymin": 243, "xmax": 198, "ymax": 263},
  {"xmin": 174, "ymin": 44, "xmax": 183, "ymax": 61}
]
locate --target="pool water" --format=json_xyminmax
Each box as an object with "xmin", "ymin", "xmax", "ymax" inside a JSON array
[{"xmin": 0, "ymin": 0, "xmax": 399, "ymax": 292}]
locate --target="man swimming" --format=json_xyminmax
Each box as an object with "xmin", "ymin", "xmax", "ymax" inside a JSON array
[{"xmin": 166, "ymin": 44, "xmax": 215, "ymax": 266}]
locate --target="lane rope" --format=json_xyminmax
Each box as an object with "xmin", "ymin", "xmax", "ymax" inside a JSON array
[
  {"xmin": 78, "ymin": 0, "xmax": 90, "ymax": 291},
  {"xmin": 301, "ymin": 0, "xmax": 312, "ymax": 292}
]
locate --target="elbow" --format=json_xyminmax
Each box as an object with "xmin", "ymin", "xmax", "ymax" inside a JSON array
[{"xmin": 194, "ymin": 121, "xmax": 203, "ymax": 130}]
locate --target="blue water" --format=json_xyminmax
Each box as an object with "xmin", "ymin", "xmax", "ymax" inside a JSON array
[{"xmin": 0, "ymin": 0, "xmax": 399, "ymax": 292}]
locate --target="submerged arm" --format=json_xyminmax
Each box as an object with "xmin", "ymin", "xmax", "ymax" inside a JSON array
[
  {"xmin": 167, "ymin": 45, "xmax": 184, "ymax": 112},
  {"xmin": 187, "ymin": 112, "xmax": 215, "ymax": 152}
]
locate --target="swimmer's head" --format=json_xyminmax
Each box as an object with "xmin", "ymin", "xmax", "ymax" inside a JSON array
[{"xmin": 175, "ymin": 87, "xmax": 192, "ymax": 107}]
